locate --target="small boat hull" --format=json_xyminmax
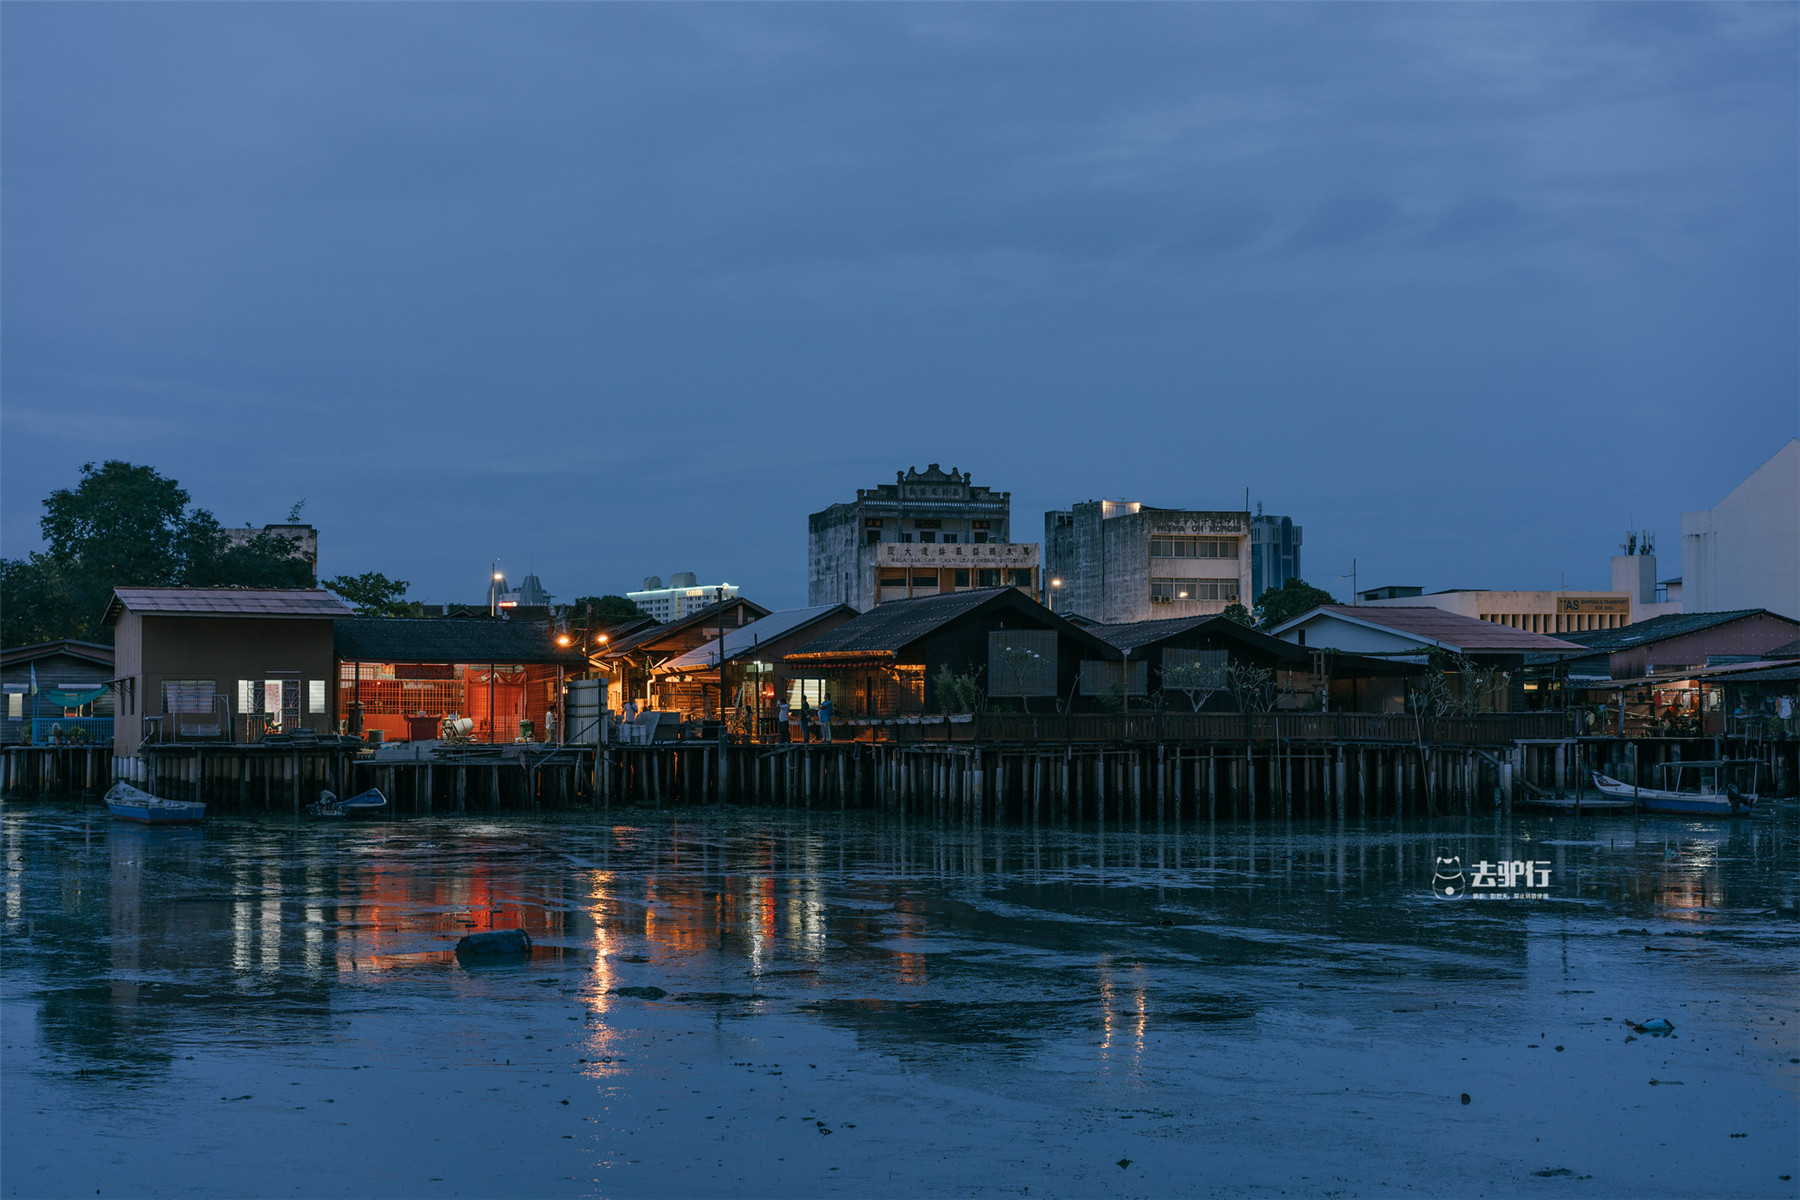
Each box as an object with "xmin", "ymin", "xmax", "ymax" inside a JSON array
[
  {"xmin": 103, "ymin": 782, "xmax": 206, "ymax": 824},
  {"xmin": 309, "ymin": 788, "xmax": 388, "ymax": 818},
  {"xmin": 1590, "ymin": 773, "xmax": 1757, "ymax": 817}
]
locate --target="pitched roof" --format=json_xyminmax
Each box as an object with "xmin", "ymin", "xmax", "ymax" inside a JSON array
[
  {"xmin": 659, "ymin": 605, "xmax": 855, "ymax": 672},
  {"xmin": 1, "ymin": 639, "xmax": 115, "ymax": 668},
  {"xmin": 1557, "ymin": 609, "xmax": 1792, "ymax": 654},
  {"xmin": 1274, "ymin": 604, "xmax": 1584, "ymax": 653},
  {"xmin": 334, "ymin": 617, "xmax": 585, "ymax": 665},
  {"xmin": 105, "ymin": 587, "xmax": 352, "ymax": 624},
  {"xmin": 1086, "ymin": 614, "xmax": 1309, "ymax": 662},
  {"xmin": 600, "ymin": 597, "xmax": 772, "ymax": 659},
  {"xmin": 1768, "ymin": 637, "xmax": 1800, "ymax": 659},
  {"xmin": 787, "ymin": 588, "xmax": 1108, "ymax": 660}
]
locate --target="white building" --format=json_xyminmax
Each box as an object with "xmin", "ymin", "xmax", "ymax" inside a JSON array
[
  {"xmin": 1358, "ymin": 588, "xmax": 1632, "ymax": 636},
  {"xmin": 1680, "ymin": 439, "xmax": 1800, "ymax": 619},
  {"xmin": 627, "ymin": 573, "xmax": 739, "ymax": 623}
]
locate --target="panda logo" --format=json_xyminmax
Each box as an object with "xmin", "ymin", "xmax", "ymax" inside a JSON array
[{"xmin": 1431, "ymin": 855, "xmax": 1467, "ymax": 899}]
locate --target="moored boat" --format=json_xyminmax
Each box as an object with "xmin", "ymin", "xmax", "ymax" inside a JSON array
[
  {"xmin": 104, "ymin": 781, "xmax": 207, "ymax": 825},
  {"xmin": 309, "ymin": 788, "xmax": 388, "ymax": 818},
  {"xmin": 1591, "ymin": 761, "xmax": 1759, "ymax": 817}
]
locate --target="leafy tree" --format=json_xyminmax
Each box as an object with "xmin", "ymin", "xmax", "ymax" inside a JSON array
[
  {"xmin": 565, "ymin": 595, "xmax": 649, "ymax": 627},
  {"xmin": 1221, "ymin": 602, "xmax": 1255, "ymax": 627},
  {"xmin": 3, "ymin": 461, "xmax": 317, "ymax": 645},
  {"xmin": 326, "ymin": 571, "xmax": 420, "ymax": 617},
  {"xmin": 1255, "ymin": 578, "xmax": 1337, "ymax": 630},
  {"xmin": 0, "ymin": 556, "xmax": 80, "ymax": 645},
  {"xmin": 931, "ymin": 663, "xmax": 985, "ymax": 714}
]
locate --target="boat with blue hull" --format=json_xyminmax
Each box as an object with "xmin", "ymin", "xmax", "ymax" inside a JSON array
[
  {"xmin": 104, "ymin": 781, "xmax": 207, "ymax": 825},
  {"xmin": 1591, "ymin": 760, "xmax": 1760, "ymax": 817}
]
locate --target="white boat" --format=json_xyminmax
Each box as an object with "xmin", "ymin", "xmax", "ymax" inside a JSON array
[
  {"xmin": 1590, "ymin": 760, "xmax": 1759, "ymax": 817},
  {"xmin": 104, "ymin": 781, "xmax": 207, "ymax": 825},
  {"xmin": 309, "ymin": 787, "xmax": 388, "ymax": 818}
]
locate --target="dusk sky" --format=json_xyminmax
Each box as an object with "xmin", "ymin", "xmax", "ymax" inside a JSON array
[{"xmin": 4, "ymin": 4, "xmax": 1795, "ymax": 610}]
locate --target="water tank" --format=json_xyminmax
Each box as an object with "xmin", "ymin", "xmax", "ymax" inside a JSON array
[
  {"xmin": 566, "ymin": 679, "xmax": 606, "ymax": 744},
  {"xmin": 671, "ymin": 571, "xmax": 698, "ymax": 588},
  {"xmin": 642, "ymin": 576, "xmax": 663, "ymax": 590}
]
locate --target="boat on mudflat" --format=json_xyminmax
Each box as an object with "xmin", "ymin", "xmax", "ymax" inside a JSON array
[
  {"xmin": 104, "ymin": 781, "xmax": 207, "ymax": 825},
  {"xmin": 309, "ymin": 788, "xmax": 388, "ymax": 818},
  {"xmin": 1590, "ymin": 761, "xmax": 1759, "ymax": 817}
]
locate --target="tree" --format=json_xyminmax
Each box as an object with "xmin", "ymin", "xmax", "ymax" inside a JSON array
[
  {"xmin": 1160, "ymin": 656, "xmax": 1227, "ymax": 712},
  {"xmin": 1256, "ymin": 578, "xmax": 1337, "ymax": 630},
  {"xmin": 325, "ymin": 572, "xmax": 419, "ymax": 617},
  {"xmin": 3, "ymin": 461, "xmax": 319, "ymax": 645},
  {"xmin": 1221, "ymin": 602, "xmax": 1255, "ymax": 627},
  {"xmin": 565, "ymin": 595, "xmax": 649, "ymax": 628}
]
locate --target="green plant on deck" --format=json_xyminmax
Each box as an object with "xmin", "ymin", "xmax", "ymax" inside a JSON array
[{"xmin": 932, "ymin": 663, "xmax": 985, "ymax": 715}]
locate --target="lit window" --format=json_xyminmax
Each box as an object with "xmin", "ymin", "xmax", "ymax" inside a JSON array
[{"xmin": 307, "ymin": 680, "xmax": 327, "ymax": 714}]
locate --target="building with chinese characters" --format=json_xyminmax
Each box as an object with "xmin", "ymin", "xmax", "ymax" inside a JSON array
[{"xmin": 808, "ymin": 465, "xmax": 1040, "ymax": 611}]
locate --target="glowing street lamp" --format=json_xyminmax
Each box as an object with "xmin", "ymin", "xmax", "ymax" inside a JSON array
[{"xmin": 1049, "ymin": 576, "xmax": 1063, "ymax": 613}]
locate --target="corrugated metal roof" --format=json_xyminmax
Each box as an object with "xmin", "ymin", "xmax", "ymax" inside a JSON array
[
  {"xmin": 333, "ymin": 617, "xmax": 585, "ymax": 665},
  {"xmin": 1085, "ymin": 615, "xmax": 1309, "ymax": 661},
  {"xmin": 788, "ymin": 588, "xmax": 1113, "ymax": 660},
  {"xmin": 1557, "ymin": 609, "xmax": 1795, "ymax": 654},
  {"xmin": 0, "ymin": 639, "xmax": 115, "ymax": 667},
  {"xmin": 1291, "ymin": 605, "xmax": 1584, "ymax": 653},
  {"xmin": 659, "ymin": 606, "xmax": 853, "ymax": 672},
  {"xmin": 106, "ymin": 587, "xmax": 352, "ymax": 623}
]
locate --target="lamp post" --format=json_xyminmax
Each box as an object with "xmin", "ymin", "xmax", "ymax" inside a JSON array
[{"xmin": 1049, "ymin": 576, "xmax": 1062, "ymax": 613}]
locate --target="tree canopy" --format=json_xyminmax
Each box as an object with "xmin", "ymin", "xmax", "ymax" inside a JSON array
[
  {"xmin": 565, "ymin": 595, "xmax": 650, "ymax": 628},
  {"xmin": 325, "ymin": 571, "xmax": 422, "ymax": 618},
  {"xmin": 1, "ymin": 461, "xmax": 312, "ymax": 645},
  {"xmin": 1255, "ymin": 578, "xmax": 1337, "ymax": 630}
]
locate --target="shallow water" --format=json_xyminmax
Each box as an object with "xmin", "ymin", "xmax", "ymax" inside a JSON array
[{"xmin": 3, "ymin": 801, "xmax": 1797, "ymax": 1198}]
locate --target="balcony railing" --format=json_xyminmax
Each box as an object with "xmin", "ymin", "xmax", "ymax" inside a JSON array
[{"xmin": 30, "ymin": 717, "xmax": 113, "ymax": 745}]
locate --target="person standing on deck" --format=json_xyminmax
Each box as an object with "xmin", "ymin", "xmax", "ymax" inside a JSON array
[
  {"xmin": 818, "ymin": 695, "xmax": 833, "ymax": 744},
  {"xmin": 776, "ymin": 698, "xmax": 790, "ymax": 743},
  {"xmin": 798, "ymin": 695, "xmax": 813, "ymax": 744}
]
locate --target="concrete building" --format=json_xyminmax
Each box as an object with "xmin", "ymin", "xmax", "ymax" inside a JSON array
[
  {"xmin": 104, "ymin": 587, "xmax": 352, "ymax": 759},
  {"xmin": 1249, "ymin": 510, "xmax": 1302, "ymax": 601},
  {"xmin": 1357, "ymin": 588, "xmax": 1633, "ymax": 636},
  {"xmin": 808, "ymin": 465, "xmax": 1039, "ymax": 611},
  {"xmin": 1043, "ymin": 501, "xmax": 1251, "ymax": 625},
  {"xmin": 627, "ymin": 574, "xmax": 740, "ymax": 623},
  {"xmin": 1610, "ymin": 531, "xmax": 1683, "ymax": 623},
  {"xmin": 1681, "ymin": 439, "xmax": 1800, "ymax": 618}
]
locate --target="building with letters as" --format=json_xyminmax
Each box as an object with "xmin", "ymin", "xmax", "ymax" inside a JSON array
[{"xmin": 808, "ymin": 465, "xmax": 1039, "ymax": 611}]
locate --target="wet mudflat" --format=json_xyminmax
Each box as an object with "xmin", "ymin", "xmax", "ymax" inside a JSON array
[{"xmin": 2, "ymin": 802, "xmax": 1796, "ymax": 1199}]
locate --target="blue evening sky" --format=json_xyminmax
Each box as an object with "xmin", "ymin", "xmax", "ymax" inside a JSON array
[{"xmin": 4, "ymin": 4, "xmax": 1795, "ymax": 608}]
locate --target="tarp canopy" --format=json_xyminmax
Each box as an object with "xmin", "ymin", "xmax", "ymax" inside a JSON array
[{"xmin": 39, "ymin": 685, "xmax": 109, "ymax": 707}]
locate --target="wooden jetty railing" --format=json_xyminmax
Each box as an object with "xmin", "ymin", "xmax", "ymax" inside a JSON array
[{"xmin": 877, "ymin": 711, "xmax": 1571, "ymax": 745}]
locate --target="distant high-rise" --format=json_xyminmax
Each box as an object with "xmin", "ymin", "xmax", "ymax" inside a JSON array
[
  {"xmin": 1250, "ymin": 510, "xmax": 1302, "ymax": 601},
  {"xmin": 627, "ymin": 574, "xmax": 738, "ymax": 623},
  {"xmin": 1043, "ymin": 500, "xmax": 1251, "ymax": 624}
]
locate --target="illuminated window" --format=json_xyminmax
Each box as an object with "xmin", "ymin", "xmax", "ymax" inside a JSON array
[{"xmin": 307, "ymin": 680, "xmax": 327, "ymax": 714}]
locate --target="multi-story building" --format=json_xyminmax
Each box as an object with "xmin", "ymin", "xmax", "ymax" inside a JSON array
[
  {"xmin": 808, "ymin": 465, "xmax": 1039, "ymax": 611},
  {"xmin": 1249, "ymin": 509, "xmax": 1302, "ymax": 601},
  {"xmin": 627, "ymin": 573, "xmax": 740, "ymax": 623},
  {"xmin": 1357, "ymin": 588, "xmax": 1632, "ymax": 635},
  {"xmin": 1043, "ymin": 500, "xmax": 1251, "ymax": 624},
  {"xmin": 1681, "ymin": 439, "xmax": 1799, "ymax": 618}
]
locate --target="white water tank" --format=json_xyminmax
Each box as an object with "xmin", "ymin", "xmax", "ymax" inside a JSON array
[
  {"xmin": 566, "ymin": 679, "xmax": 607, "ymax": 744},
  {"xmin": 670, "ymin": 571, "xmax": 698, "ymax": 588},
  {"xmin": 642, "ymin": 576, "xmax": 663, "ymax": 590}
]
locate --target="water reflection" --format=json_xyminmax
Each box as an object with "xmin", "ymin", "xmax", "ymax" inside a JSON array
[{"xmin": 1, "ymin": 804, "xmax": 1795, "ymax": 1077}]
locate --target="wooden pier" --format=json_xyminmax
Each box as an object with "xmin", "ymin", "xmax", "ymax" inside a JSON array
[{"xmin": 3, "ymin": 717, "xmax": 1791, "ymax": 822}]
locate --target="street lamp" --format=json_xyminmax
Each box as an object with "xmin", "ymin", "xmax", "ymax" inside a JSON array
[{"xmin": 1049, "ymin": 576, "xmax": 1062, "ymax": 613}]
